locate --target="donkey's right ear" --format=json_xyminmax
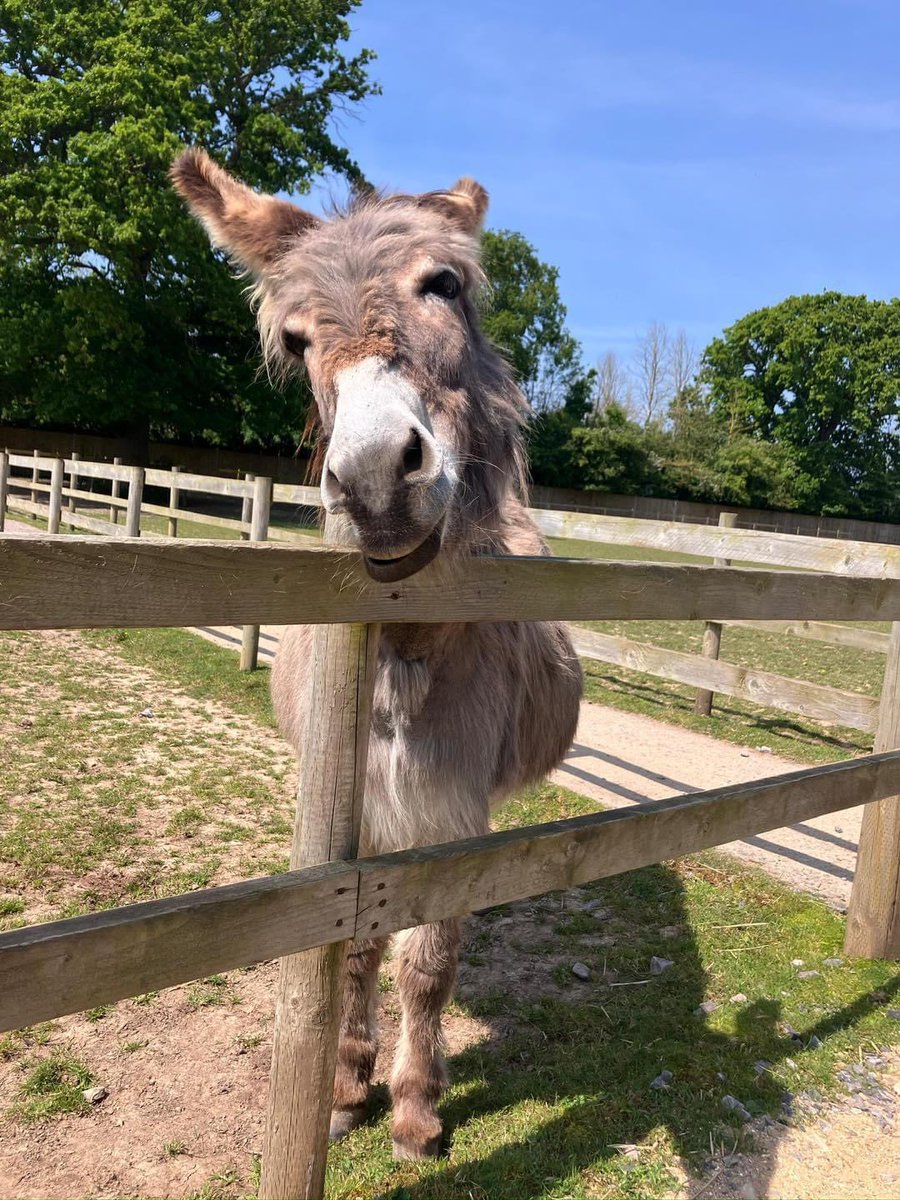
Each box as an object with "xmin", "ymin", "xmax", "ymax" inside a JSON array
[{"xmin": 171, "ymin": 148, "xmax": 319, "ymax": 274}]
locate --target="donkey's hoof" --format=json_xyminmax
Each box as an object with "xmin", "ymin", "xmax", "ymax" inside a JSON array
[
  {"xmin": 392, "ymin": 1129, "xmax": 443, "ymax": 1160},
  {"xmin": 329, "ymin": 1105, "xmax": 367, "ymax": 1141}
]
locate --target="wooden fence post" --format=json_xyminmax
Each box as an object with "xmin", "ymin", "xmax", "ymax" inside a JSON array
[
  {"xmin": 0, "ymin": 450, "xmax": 7, "ymax": 533},
  {"xmin": 30, "ymin": 449, "xmax": 40, "ymax": 505},
  {"xmin": 259, "ymin": 612, "xmax": 380, "ymax": 1200},
  {"xmin": 240, "ymin": 473, "xmax": 255, "ymax": 539},
  {"xmin": 125, "ymin": 467, "xmax": 144, "ymax": 538},
  {"xmin": 167, "ymin": 466, "xmax": 181, "ymax": 538},
  {"xmin": 67, "ymin": 451, "xmax": 79, "ymax": 513},
  {"xmin": 47, "ymin": 457, "xmax": 64, "ymax": 534},
  {"xmin": 239, "ymin": 475, "xmax": 272, "ymax": 671},
  {"xmin": 694, "ymin": 512, "xmax": 738, "ymax": 716},
  {"xmin": 109, "ymin": 457, "xmax": 122, "ymax": 525},
  {"xmin": 845, "ymin": 621, "xmax": 900, "ymax": 959}
]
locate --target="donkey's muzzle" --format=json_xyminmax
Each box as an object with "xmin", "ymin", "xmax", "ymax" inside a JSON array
[{"xmin": 362, "ymin": 525, "xmax": 443, "ymax": 583}]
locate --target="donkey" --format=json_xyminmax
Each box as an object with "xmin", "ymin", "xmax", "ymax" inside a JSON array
[{"xmin": 172, "ymin": 148, "xmax": 583, "ymax": 1159}]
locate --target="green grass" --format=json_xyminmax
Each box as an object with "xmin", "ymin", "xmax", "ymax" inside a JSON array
[
  {"xmin": 321, "ymin": 852, "xmax": 900, "ymax": 1200},
  {"xmin": 8, "ymin": 1049, "xmax": 94, "ymax": 1122}
]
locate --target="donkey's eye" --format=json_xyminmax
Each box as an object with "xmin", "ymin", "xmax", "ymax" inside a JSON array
[
  {"xmin": 282, "ymin": 328, "xmax": 309, "ymax": 357},
  {"xmin": 421, "ymin": 269, "xmax": 462, "ymax": 301}
]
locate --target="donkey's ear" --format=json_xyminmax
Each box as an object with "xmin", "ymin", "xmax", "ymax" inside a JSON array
[
  {"xmin": 170, "ymin": 148, "xmax": 318, "ymax": 274},
  {"xmin": 418, "ymin": 177, "xmax": 489, "ymax": 234}
]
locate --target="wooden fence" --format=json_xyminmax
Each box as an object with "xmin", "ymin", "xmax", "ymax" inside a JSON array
[
  {"xmin": 0, "ymin": 450, "xmax": 320, "ymax": 669},
  {"xmin": 0, "ymin": 533, "xmax": 899, "ymax": 1198},
  {"xmin": 529, "ymin": 483, "xmax": 900, "ymax": 545},
  {"xmin": 1, "ymin": 448, "xmax": 895, "ymax": 726}
]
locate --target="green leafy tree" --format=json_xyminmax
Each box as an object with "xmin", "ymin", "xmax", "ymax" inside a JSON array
[
  {"xmin": 0, "ymin": 0, "xmax": 377, "ymax": 455},
  {"xmin": 565, "ymin": 402, "xmax": 660, "ymax": 495},
  {"xmin": 480, "ymin": 229, "xmax": 587, "ymax": 412},
  {"xmin": 702, "ymin": 293, "xmax": 900, "ymax": 519}
]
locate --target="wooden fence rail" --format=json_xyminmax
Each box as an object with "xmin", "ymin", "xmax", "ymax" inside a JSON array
[
  {"xmin": 528, "ymin": 507, "xmax": 900, "ymax": 578},
  {"xmin": 1, "ymin": 748, "xmax": 898, "ymax": 1036},
  {"xmin": 2, "ymin": 451, "xmax": 325, "ymax": 667},
  {"xmin": 569, "ymin": 627, "xmax": 880, "ymax": 732},
  {"xmin": 3, "ymin": 538, "xmax": 900, "ymax": 630}
]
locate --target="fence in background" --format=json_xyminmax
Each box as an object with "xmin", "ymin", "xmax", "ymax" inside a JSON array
[
  {"xmin": 2, "ymin": 448, "xmax": 896, "ymax": 721},
  {"xmin": 530, "ymin": 483, "xmax": 900, "ymax": 545},
  {"xmin": 0, "ymin": 450, "xmax": 321, "ymax": 669},
  {"xmin": 4, "ymin": 425, "xmax": 896, "ymax": 544},
  {"xmin": 0, "ymin": 533, "xmax": 898, "ymax": 1198}
]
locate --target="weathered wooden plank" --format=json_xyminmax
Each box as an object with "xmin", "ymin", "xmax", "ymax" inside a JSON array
[
  {"xmin": 65, "ymin": 459, "xmax": 134, "ymax": 483},
  {"xmin": 846, "ymin": 624, "xmax": 900, "ymax": 958},
  {"xmin": 62, "ymin": 486, "xmax": 129, "ymax": 510},
  {"xmin": 8, "ymin": 452, "xmax": 58, "ymax": 472},
  {"xmin": 139, "ymin": 500, "xmax": 249, "ymax": 535},
  {"xmin": 357, "ymin": 751, "xmax": 900, "ymax": 936},
  {"xmin": 266, "ymin": 525, "xmax": 320, "ymax": 544},
  {"xmin": 570, "ymin": 627, "xmax": 880, "ymax": 732},
  {"xmin": 124, "ymin": 467, "xmax": 143, "ymax": 538},
  {"xmin": 0, "ymin": 862, "xmax": 358, "ymax": 1033},
  {"xmin": 3, "ymin": 539, "xmax": 900, "ymax": 629},
  {"xmin": 261, "ymin": 618, "xmax": 380, "ymax": 1199},
  {"xmin": 1, "ymin": 751, "xmax": 897, "ymax": 1034},
  {"xmin": 7, "ymin": 477, "xmax": 52, "ymax": 496},
  {"xmin": 144, "ymin": 468, "xmax": 254, "ymax": 498},
  {"xmin": 695, "ymin": 511, "xmax": 737, "ymax": 716},
  {"xmin": 240, "ymin": 476, "xmax": 272, "ymax": 671},
  {"xmin": 60, "ymin": 510, "xmax": 122, "ymax": 536},
  {"xmin": 5, "ymin": 496, "xmax": 46, "ymax": 521},
  {"xmin": 529, "ymin": 508, "xmax": 900, "ymax": 578},
  {"xmin": 0, "ymin": 450, "xmax": 7, "ymax": 533},
  {"xmin": 722, "ymin": 618, "xmax": 891, "ymax": 654},
  {"xmin": 272, "ymin": 483, "xmax": 322, "ymax": 507}
]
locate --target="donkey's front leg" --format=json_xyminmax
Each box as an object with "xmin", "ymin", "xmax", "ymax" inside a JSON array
[
  {"xmin": 330, "ymin": 937, "xmax": 387, "ymax": 1140},
  {"xmin": 390, "ymin": 917, "xmax": 461, "ymax": 1159}
]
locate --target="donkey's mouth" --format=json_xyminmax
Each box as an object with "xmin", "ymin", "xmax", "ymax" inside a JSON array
[{"xmin": 363, "ymin": 526, "xmax": 443, "ymax": 583}]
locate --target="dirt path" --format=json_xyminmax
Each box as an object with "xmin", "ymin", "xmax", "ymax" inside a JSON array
[{"xmin": 198, "ymin": 624, "xmax": 862, "ymax": 909}]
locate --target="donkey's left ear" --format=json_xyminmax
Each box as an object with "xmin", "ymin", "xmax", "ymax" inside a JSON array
[
  {"xmin": 418, "ymin": 177, "xmax": 489, "ymax": 234},
  {"xmin": 171, "ymin": 147, "xmax": 319, "ymax": 274}
]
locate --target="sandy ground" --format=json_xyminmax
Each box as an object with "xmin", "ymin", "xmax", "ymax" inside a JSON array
[{"xmin": 199, "ymin": 623, "xmax": 862, "ymax": 910}]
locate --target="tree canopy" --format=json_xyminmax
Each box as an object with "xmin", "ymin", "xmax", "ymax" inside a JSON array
[
  {"xmin": 0, "ymin": 0, "xmax": 377, "ymax": 455},
  {"xmin": 701, "ymin": 292, "xmax": 900, "ymax": 518},
  {"xmin": 480, "ymin": 229, "xmax": 587, "ymax": 412}
]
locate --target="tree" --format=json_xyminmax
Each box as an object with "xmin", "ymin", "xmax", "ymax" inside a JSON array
[
  {"xmin": 0, "ymin": 0, "xmax": 377, "ymax": 455},
  {"xmin": 566, "ymin": 403, "xmax": 660, "ymax": 494},
  {"xmin": 480, "ymin": 229, "xmax": 586, "ymax": 412},
  {"xmin": 633, "ymin": 321, "xmax": 670, "ymax": 425},
  {"xmin": 668, "ymin": 329, "xmax": 697, "ymax": 406},
  {"xmin": 702, "ymin": 293, "xmax": 900, "ymax": 519},
  {"xmin": 593, "ymin": 350, "xmax": 632, "ymax": 414}
]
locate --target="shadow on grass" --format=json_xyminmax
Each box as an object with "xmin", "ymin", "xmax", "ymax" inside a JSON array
[{"xmin": 365, "ymin": 862, "xmax": 898, "ymax": 1200}]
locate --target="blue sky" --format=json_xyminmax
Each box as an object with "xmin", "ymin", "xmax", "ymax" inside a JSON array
[{"xmin": 313, "ymin": 0, "xmax": 900, "ymax": 367}]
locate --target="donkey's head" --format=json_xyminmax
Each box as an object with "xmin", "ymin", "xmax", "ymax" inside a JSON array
[{"xmin": 172, "ymin": 149, "xmax": 526, "ymax": 581}]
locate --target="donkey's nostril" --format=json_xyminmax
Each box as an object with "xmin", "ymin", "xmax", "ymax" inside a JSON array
[
  {"xmin": 322, "ymin": 462, "xmax": 348, "ymax": 511},
  {"xmin": 402, "ymin": 429, "xmax": 424, "ymax": 477}
]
